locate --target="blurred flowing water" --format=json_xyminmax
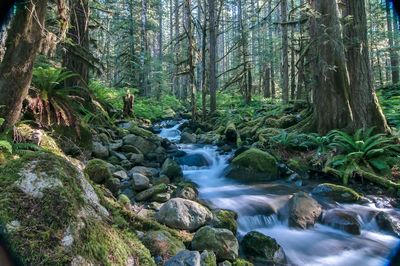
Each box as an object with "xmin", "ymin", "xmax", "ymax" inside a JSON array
[{"xmin": 158, "ymin": 121, "xmax": 400, "ymax": 266}]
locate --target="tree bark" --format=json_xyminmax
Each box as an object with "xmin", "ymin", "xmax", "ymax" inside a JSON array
[
  {"xmin": 309, "ymin": 0, "xmax": 353, "ymax": 134},
  {"xmin": 386, "ymin": 1, "xmax": 399, "ymax": 84},
  {"xmin": 0, "ymin": 1, "xmax": 48, "ymax": 130},
  {"xmin": 281, "ymin": 0, "xmax": 289, "ymax": 103},
  {"xmin": 343, "ymin": 0, "xmax": 390, "ymax": 133},
  {"xmin": 63, "ymin": 0, "xmax": 90, "ymax": 88},
  {"xmin": 209, "ymin": 0, "xmax": 217, "ymax": 113}
]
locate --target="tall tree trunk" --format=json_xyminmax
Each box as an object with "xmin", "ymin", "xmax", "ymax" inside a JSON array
[
  {"xmin": 185, "ymin": 0, "xmax": 197, "ymax": 119},
  {"xmin": 0, "ymin": 1, "xmax": 48, "ymax": 130},
  {"xmin": 386, "ymin": 1, "xmax": 399, "ymax": 84},
  {"xmin": 343, "ymin": 0, "xmax": 390, "ymax": 133},
  {"xmin": 173, "ymin": 0, "xmax": 180, "ymax": 97},
  {"xmin": 263, "ymin": 65, "xmax": 271, "ymax": 98},
  {"xmin": 281, "ymin": 0, "xmax": 289, "ymax": 103},
  {"xmin": 290, "ymin": 0, "xmax": 296, "ymax": 100},
  {"xmin": 309, "ymin": 0, "xmax": 353, "ymax": 134},
  {"xmin": 208, "ymin": 0, "xmax": 217, "ymax": 113},
  {"xmin": 268, "ymin": 1, "xmax": 276, "ymax": 99},
  {"xmin": 296, "ymin": 0, "xmax": 305, "ymax": 99},
  {"xmin": 201, "ymin": 4, "xmax": 207, "ymax": 119},
  {"xmin": 63, "ymin": 0, "xmax": 90, "ymax": 88},
  {"xmin": 139, "ymin": 0, "xmax": 150, "ymax": 95}
]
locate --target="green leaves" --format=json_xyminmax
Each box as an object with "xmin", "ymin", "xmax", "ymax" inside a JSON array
[
  {"xmin": 0, "ymin": 140, "xmax": 12, "ymax": 154},
  {"xmin": 324, "ymin": 128, "xmax": 400, "ymax": 185}
]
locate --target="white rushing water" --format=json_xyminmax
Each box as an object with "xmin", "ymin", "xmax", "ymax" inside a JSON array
[{"xmin": 158, "ymin": 121, "xmax": 400, "ymax": 266}]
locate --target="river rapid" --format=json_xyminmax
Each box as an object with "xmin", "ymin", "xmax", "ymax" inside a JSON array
[{"xmin": 158, "ymin": 120, "xmax": 400, "ymax": 266}]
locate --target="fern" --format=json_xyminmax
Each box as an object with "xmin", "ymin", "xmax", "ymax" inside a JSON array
[
  {"xmin": 325, "ymin": 128, "xmax": 400, "ymax": 185},
  {"xmin": 0, "ymin": 140, "xmax": 12, "ymax": 154}
]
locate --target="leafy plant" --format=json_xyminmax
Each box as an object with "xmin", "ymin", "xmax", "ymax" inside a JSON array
[
  {"xmin": 301, "ymin": 133, "xmax": 332, "ymax": 154},
  {"xmin": 270, "ymin": 130, "xmax": 308, "ymax": 150},
  {"xmin": 0, "ymin": 140, "xmax": 12, "ymax": 154},
  {"xmin": 325, "ymin": 128, "xmax": 400, "ymax": 185},
  {"xmin": 27, "ymin": 67, "xmax": 82, "ymax": 127}
]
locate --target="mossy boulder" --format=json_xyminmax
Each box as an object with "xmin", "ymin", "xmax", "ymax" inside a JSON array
[
  {"xmin": 161, "ymin": 158, "xmax": 183, "ymax": 180},
  {"xmin": 241, "ymin": 231, "xmax": 286, "ymax": 265},
  {"xmin": 141, "ymin": 230, "xmax": 185, "ymax": 262},
  {"xmin": 225, "ymin": 148, "xmax": 278, "ymax": 181},
  {"xmin": 201, "ymin": 250, "xmax": 217, "ymax": 266},
  {"xmin": 211, "ymin": 209, "xmax": 238, "ymax": 234},
  {"xmin": 191, "ymin": 226, "xmax": 239, "ymax": 261},
  {"xmin": 84, "ymin": 159, "xmax": 112, "ymax": 184},
  {"xmin": 0, "ymin": 152, "xmax": 154, "ymax": 265},
  {"xmin": 136, "ymin": 184, "xmax": 168, "ymax": 201},
  {"xmin": 225, "ymin": 123, "xmax": 239, "ymax": 145},
  {"xmin": 311, "ymin": 183, "xmax": 361, "ymax": 203}
]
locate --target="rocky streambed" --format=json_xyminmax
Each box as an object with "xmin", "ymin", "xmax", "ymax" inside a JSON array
[{"xmin": 155, "ymin": 120, "xmax": 400, "ymax": 266}]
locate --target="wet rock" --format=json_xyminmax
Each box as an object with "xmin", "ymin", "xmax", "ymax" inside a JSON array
[
  {"xmin": 225, "ymin": 123, "xmax": 238, "ymax": 144},
  {"xmin": 165, "ymin": 250, "xmax": 201, "ymax": 266},
  {"xmin": 112, "ymin": 170, "xmax": 128, "ymax": 180},
  {"xmin": 376, "ymin": 211, "xmax": 400, "ymax": 237},
  {"xmin": 225, "ymin": 148, "xmax": 278, "ymax": 181},
  {"xmin": 105, "ymin": 177, "xmax": 120, "ymax": 194},
  {"xmin": 161, "ymin": 158, "xmax": 183, "ymax": 180},
  {"xmin": 152, "ymin": 174, "xmax": 171, "ymax": 185},
  {"xmin": 110, "ymin": 151, "xmax": 127, "ymax": 161},
  {"xmin": 152, "ymin": 192, "xmax": 171, "ymax": 203},
  {"xmin": 136, "ymin": 184, "xmax": 168, "ymax": 201},
  {"xmin": 142, "ymin": 230, "xmax": 185, "ymax": 262},
  {"xmin": 311, "ymin": 183, "xmax": 361, "ymax": 203},
  {"xmin": 129, "ymin": 166, "xmax": 159, "ymax": 179},
  {"xmin": 180, "ymin": 132, "xmax": 196, "ymax": 144},
  {"xmin": 84, "ymin": 159, "xmax": 112, "ymax": 184},
  {"xmin": 241, "ymin": 231, "xmax": 286, "ymax": 265},
  {"xmin": 156, "ymin": 198, "xmax": 212, "ymax": 231},
  {"xmin": 288, "ymin": 192, "xmax": 322, "ymax": 229},
  {"xmin": 191, "ymin": 226, "xmax": 239, "ymax": 261},
  {"xmin": 119, "ymin": 160, "xmax": 132, "ymax": 170},
  {"xmin": 121, "ymin": 144, "xmax": 142, "ymax": 154},
  {"xmin": 109, "ymin": 140, "xmax": 123, "ymax": 150},
  {"xmin": 176, "ymin": 153, "xmax": 211, "ymax": 167},
  {"xmin": 211, "ymin": 209, "xmax": 238, "ymax": 234},
  {"xmin": 201, "ymin": 250, "xmax": 217, "ymax": 266},
  {"xmin": 218, "ymin": 261, "xmax": 232, "ymax": 266},
  {"xmin": 131, "ymin": 173, "xmax": 150, "ymax": 191},
  {"xmin": 321, "ymin": 209, "xmax": 361, "ymax": 235},
  {"xmin": 123, "ymin": 134, "xmax": 157, "ymax": 154},
  {"xmin": 172, "ymin": 185, "xmax": 198, "ymax": 200},
  {"xmin": 92, "ymin": 141, "xmax": 109, "ymax": 159},
  {"xmin": 130, "ymin": 153, "xmax": 145, "ymax": 165}
]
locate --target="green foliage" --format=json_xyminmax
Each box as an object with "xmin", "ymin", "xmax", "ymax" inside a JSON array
[
  {"xmin": 0, "ymin": 140, "xmax": 12, "ymax": 154},
  {"xmin": 89, "ymin": 81, "xmax": 184, "ymax": 121},
  {"xmin": 325, "ymin": 129, "xmax": 400, "ymax": 185},
  {"xmin": 270, "ymin": 130, "xmax": 307, "ymax": 150},
  {"xmin": 301, "ymin": 133, "xmax": 332, "ymax": 154},
  {"xmin": 377, "ymin": 85, "xmax": 400, "ymax": 128},
  {"xmin": 28, "ymin": 66, "xmax": 82, "ymax": 127}
]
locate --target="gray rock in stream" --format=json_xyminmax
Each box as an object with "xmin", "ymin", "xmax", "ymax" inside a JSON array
[
  {"xmin": 376, "ymin": 211, "xmax": 400, "ymax": 237},
  {"xmin": 288, "ymin": 192, "xmax": 322, "ymax": 229},
  {"xmin": 165, "ymin": 250, "xmax": 201, "ymax": 266},
  {"xmin": 321, "ymin": 209, "xmax": 361, "ymax": 235},
  {"xmin": 156, "ymin": 198, "xmax": 212, "ymax": 231}
]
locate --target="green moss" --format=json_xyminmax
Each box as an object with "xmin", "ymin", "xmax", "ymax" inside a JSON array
[
  {"xmin": 78, "ymin": 220, "xmax": 155, "ymax": 266},
  {"xmin": 141, "ymin": 230, "xmax": 185, "ymax": 261},
  {"xmin": 213, "ymin": 210, "xmax": 237, "ymax": 234},
  {"xmin": 232, "ymin": 148, "xmax": 277, "ymax": 174},
  {"xmin": 232, "ymin": 259, "xmax": 254, "ymax": 266},
  {"xmin": 201, "ymin": 250, "xmax": 217, "ymax": 266},
  {"xmin": 84, "ymin": 159, "xmax": 112, "ymax": 184},
  {"xmin": 311, "ymin": 183, "xmax": 361, "ymax": 203},
  {"xmin": 288, "ymin": 158, "xmax": 309, "ymax": 173},
  {"xmin": 0, "ymin": 152, "xmax": 84, "ymax": 265},
  {"xmin": 129, "ymin": 126, "xmax": 153, "ymax": 138},
  {"xmin": 118, "ymin": 194, "xmax": 131, "ymax": 206},
  {"xmin": 241, "ymin": 231, "xmax": 280, "ymax": 262}
]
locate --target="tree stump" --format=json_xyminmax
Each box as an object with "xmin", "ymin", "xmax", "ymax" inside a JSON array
[{"xmin": 123, "ymin": 90, "xmax": 134, "ymax": 117}]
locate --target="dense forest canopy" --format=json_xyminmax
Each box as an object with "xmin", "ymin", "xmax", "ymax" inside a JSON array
[{"xmin": 0, "ymin": 0, "xmax": 400, "ymax": 265}]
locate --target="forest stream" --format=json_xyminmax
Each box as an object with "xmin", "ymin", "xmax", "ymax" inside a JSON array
[{"xmin": 159, "ymin": 120, "xmax": 400, "ymax": 266}]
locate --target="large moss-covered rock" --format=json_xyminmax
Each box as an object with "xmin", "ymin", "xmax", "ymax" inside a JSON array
[
  {"xmin": 288, "ymin": 192, "xmax": 322, "ymax": 229},
  {"xmin": 156, "ymin": 198, "xmax": 212, "ymax": 231},
  {"xmin": 191, "ymin": 226, "xmax": 239, "ymax": 261},
  {"xmin": 0, "ymin": 152, "xmax": 154, "ymax": 266},
  {"xmin": 241, "ymin": 231, "xmax": 286, "ymax": 265},
  {"xmin": 161, "ymin": 158, "xmax": 183, "ymax": 180},
  {"xmin": 311, "ymin": 183, "xmax": 361, "ymax": 203},
  {"xmin": 84, "ymin": 159, "xmax": 112, "ymax": 184},
  {"xmin": 142, "ymin": 230, "xmax": 185, "ymax": 262},
  {"xmin": 211, "ymin": 209, "xmax": 238, "ymax": 234},
  {"xmin": 225, "ymin": 123, "xmax": 239, "ymax": 145},
  {"xmin": 225, "ymin": 148, "xmax": 278, "ymax": 181}
]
